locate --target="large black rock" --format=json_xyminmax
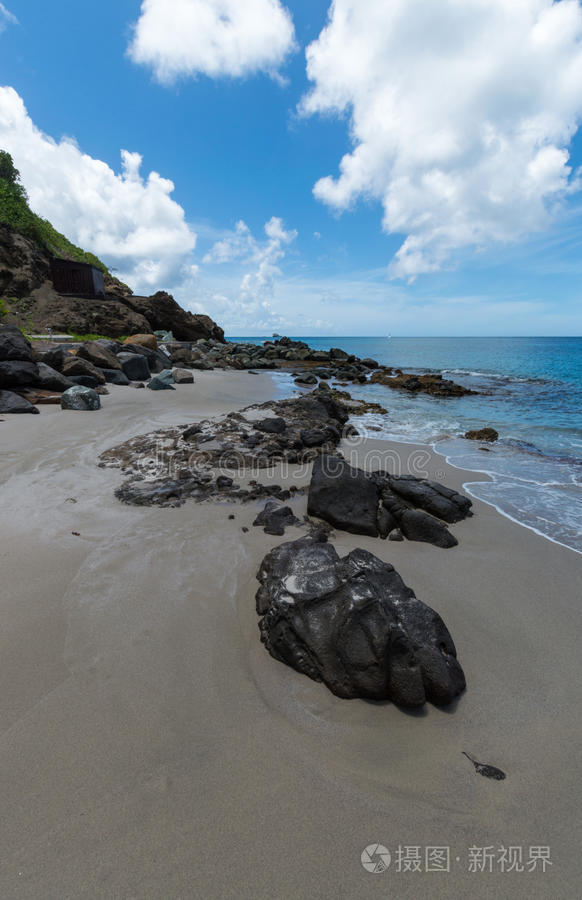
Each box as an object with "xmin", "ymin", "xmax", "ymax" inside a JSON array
[
  {"xmin": 307, "ymin": 455, "xmax": 471, "ymax": 548},
  {"xmin": 307, "ymin": 455, "xmax": 379, "ymax": 537},
  {"xmin": 256, "ymin": 536, "xmax": 466, "ymax": 707},
  {"xmin": 0, "ymin": 359, "xmax": 39, "ymax": 387}
]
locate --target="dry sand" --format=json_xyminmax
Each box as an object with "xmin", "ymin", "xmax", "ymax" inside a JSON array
[{"xmin": 0, "ymin": 371, "xmax": 581, "ymax": 899}]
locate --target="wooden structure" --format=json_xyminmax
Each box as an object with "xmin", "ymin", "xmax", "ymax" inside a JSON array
[{"xmin": 50, "ymin": 259, "xmax": 106, "ymax": 298}]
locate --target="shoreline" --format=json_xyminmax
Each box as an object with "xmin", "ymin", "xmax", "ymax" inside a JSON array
[
  {"xmin": 0, "ymin": 373, "xmax": 581, "ymax": 896},
  {"xmin": 268, "ymin": 367, "xmax": 582, "ymax": 556}
]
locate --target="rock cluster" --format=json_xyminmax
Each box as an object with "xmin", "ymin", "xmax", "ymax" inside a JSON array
[
  {"xmin": 307, "ymin": 455, "xmax": 472, "ymax": 548},
  {"xmin": 100, "ymin": 389, "xmax": 362, "ymax": 507},
  {"xmin": 256, "ymin": 534, "xmax": 466, "ymax": 706},
  {"xmin": 0, "ymin": 324, "xmax": 39, "ymax": 413}
]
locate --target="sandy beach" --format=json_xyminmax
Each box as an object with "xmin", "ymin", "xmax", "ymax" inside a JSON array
[{"xmin": 0, "ymin": 371, "xmax": 581, "ymax": 899}]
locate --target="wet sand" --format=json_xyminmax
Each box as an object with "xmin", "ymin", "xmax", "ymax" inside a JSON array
[{"xmin": 0, "ymin": 371, "xmax": 581, "ymax": 898}]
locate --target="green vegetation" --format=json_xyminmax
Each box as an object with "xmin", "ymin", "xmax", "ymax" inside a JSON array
[
  {"xmin": 66, "ymin": 332, "xmax": 112, "ymax": 342},
  {"xmin": 0, "ymin": 150, "xmax": 110, "ymax": 275},
  {"xmin": 0, "ymin": 297, "xmax": 8, "ymax": 319}
]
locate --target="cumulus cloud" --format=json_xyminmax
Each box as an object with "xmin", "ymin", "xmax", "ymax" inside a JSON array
[
  {"xmin": 0, "ymin": 87, "xmax": 196, "ymax": 291},
  {"xmin": 128, "ymin": 0, "xmax": 296, "ymax": 83},
  {"xmin": 199, "ymin": 216, "xmax": 297, "ymax": 330},
  {"xmin": 0, "ymin": 3, "xmax": 17, "ymax": 34},
  {"xmin": 302, "ymin": 0, "xmax": 582, "ymax": 279}
]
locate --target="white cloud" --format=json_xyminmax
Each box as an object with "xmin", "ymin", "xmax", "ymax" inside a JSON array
[
  {"xmin": 195, "ymin": 216, "xmax": 297, "ymax": 330},
  {"xmin": 302, "ymin": 0, "xmax": 582, "ymax": 279},
  {"xmin": 0, "ymin": 87, "xmax": 196, "ymax": 291},
  {"xmin": 128, "ymin": 0, "xmax": 296, "ymax": 83},
  {"xmin": 0, "ymin": 3, "xmax": 17, "ymax": 34}
]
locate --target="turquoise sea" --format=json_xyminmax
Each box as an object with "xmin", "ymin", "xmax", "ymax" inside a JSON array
[{"xmin": 230, "ymin": 336, "xmax": 582, "ymax": 554}]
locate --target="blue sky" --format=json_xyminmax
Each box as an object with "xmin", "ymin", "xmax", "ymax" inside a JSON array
[{"xmin": 1, "ymin": 0, "xmax": 582, "ymax": 335}]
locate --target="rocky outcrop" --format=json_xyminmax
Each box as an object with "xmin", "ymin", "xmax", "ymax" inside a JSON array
[
  {"xmin": 101, "ymin": 391, "xmax": 356, "ymax": 507},
  {"xmin": 121, "ymin": 292, "xmax": 225, "ymax": 343},
  {"xmin": 256, "ymin": 534, "xmax": 466, "ymax": 707},
  {"xmin": 307, "ymin": 455, "xmax": 472, "ymax": 548},
  {"xmin": 370, "ymin": 369, "xmax": 475, "ymax": 397}
]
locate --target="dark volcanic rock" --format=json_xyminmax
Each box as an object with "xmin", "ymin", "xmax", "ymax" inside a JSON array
[
  {"xmin": 400, "ymin": 509, "xmax": 458, "ymax": 549},
  {"xmin": 0, "ymin": 359, "xmax": 39, "ymax": 388},
  {"xmin": 0, "ymin": 324, "xmax": 39, "ymax": 388},
  {"xmin": 117, "ymin": 352, "xmax": 150, "ymax": 381},
  {"xmin": 388, "ymin": 476, "xmax": 472, "ymax": 524},
  {"xmin": 254, "ymin": 417, "xmax": 286, "ymax": 434},
  {"xmin": 370, "ymin": 369, "xmax": 475, "ymax": 397},
  {"xmin": 39, "ymin": 345, "xmax": 67, "ymax": 372},
  {"xmin": 256, "ymin": 535, "xmax": 466, "ymax": 707},
  {"xmin": 0, "ymin": 324, "xmax": 35, "ymax": 362},
  {"xmin": 67, "ymin": 375, "xmax": 99, "ymax": 389},
  {"xmin": 100, "ymin": 368, "xmax": 130, "ymax": 386},
  {"xmin": 0, "ymin": 389, "xmax": 39, "ymax": 414},
  {"xmin": 253, "ymin": 499, "xmax": 300, "ymax": 536},
  {"xmin": 294, "ymin": 373, "xmax": 318, "ymax": 386},
  {"xmin": 36, "ymin": 362, "xmax": 74, "ymax": 392},
  {"xmin": 464, "ymin": 427, "xmax": 499, "ymax": 442},
  {"xmin": 308, "ymin": 456, "xmax": 379, "ymax": 537},
  {"xmin": 307, "ymin": 455, "xmax": 471, "ymax": 548}
]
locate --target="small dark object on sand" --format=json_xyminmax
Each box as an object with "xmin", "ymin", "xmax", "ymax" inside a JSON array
[
  {"xmin": 462, "ymin": 751, "xmax": 506, "ymax": 780},
  {"xmin": 242, "ymin": 526, "xmax": 249, "ymax": 533},
  {"xmin": 71, "ymin": 531, "xmax": 81, "ymax": 536},
  {"xmin": 229, "ymin": 514, "xmax": 235, "ymax": 520}
]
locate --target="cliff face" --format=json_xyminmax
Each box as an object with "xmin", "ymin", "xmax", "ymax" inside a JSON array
[{"xmin": 0, "ymin": 225, "xmax": 225, "ymax": 341}]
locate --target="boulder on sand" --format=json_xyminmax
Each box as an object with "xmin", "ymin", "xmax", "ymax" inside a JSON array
[
  {"xmin": 0, "ymin": 389, "xmax": 39, "ymax": 414},
  {"xmin": 116, "ymin": 352, "xmax": 150, "ymax": 382},
  {"xmin": 308, "ymin": 455, "xmax": 379, "ymax": 537},
  {"xmin": 36, "ymin": 362, "xmax": 74, "ymax": 392},
  {"xmin": 147, "ymin": 369, "xmax": 175, "ymax": 391},
  {"xmin": 77, "ymin": 342, "xmax": 122, "ymax": 371},
  {"xmin": 256, "ymin": 534, "xmax": 466, "ymax": 707},
  {"xmin": 171, "ymin": 367, "xmax": 194, "ymax": 384},
  {"xmin": 60, "ymin": 385, "xmax": 101, "ymax": 411},
  {"xmin": 307, "ymin": 455, "xmax": 471, "ymax": 548},
  {"xmin": 253, "ymin": 499, "xmax": 300, "ymax": 536}
]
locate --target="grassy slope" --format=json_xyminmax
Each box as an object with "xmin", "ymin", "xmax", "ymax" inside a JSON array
[{"xmin": 0, "ymin": 179, "xmax": 111, "ymax": 274}]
